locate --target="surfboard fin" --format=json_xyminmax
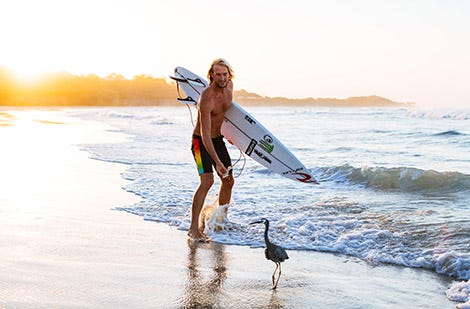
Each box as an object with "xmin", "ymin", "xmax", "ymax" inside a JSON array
[
  {"xmin": 177, "ymin": 96, "xmax": 197, "ymax": 105},
  {"xmin": 170, "ymin": 74, "xmax": 206, "ymax": 87}
]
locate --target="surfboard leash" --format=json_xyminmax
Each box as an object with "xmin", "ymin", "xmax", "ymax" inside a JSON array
[
  {"xmin": 173, "ymin": 70, "xmax": 201, "ymax": 127},
  {"xmin": 231, "ymin": 148, "xmax": 246, "ymax": 178},
  {"xmin": 173, "ymin": 77, "xmax": 196, "ymax": 127}
]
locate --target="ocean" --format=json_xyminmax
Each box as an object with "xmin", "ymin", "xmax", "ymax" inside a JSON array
[{"xmin": 71, "ymin": 105, "xmax": 470, "ymax": 305}]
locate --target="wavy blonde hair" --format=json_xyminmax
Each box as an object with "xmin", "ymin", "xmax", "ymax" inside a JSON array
[{"xmin": 207, "ymin": 58, "xmax": 234, "ymax": 84}]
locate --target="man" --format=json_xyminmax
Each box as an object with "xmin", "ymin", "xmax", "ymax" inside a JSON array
[{"xmin": 189, "ymin": 58, "xmax": 235, "ymax": 242}]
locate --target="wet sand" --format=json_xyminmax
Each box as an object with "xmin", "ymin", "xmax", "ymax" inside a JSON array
[{"xmin": 0, "ymin": 109, "xmax": 457, "ymax": 308}]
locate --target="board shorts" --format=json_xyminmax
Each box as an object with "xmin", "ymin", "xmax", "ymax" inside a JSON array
[{"xmin": 191, "ymin": 134, "xmax": 232, "ymax": 175}]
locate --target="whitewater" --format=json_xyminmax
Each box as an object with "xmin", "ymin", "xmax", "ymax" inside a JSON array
[{"xmin": 71, "ymin": 106, "xmax": 470, "ymax": 306}]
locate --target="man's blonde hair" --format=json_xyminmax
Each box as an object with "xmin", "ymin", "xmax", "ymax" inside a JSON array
[{"xmin": 207, "ymin": 58, "xmax": 234, "ymax": 84}]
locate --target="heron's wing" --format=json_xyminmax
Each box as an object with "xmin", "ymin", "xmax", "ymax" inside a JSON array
[
  {"xmin": 264, "ymin": 248, "xmax": 270, "ymax": 260},
  {"xmin": 274, "ymin": 246, "xmax": 289, "ymax": 262}
]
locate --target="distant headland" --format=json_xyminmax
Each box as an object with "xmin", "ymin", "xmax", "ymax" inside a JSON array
[
  {"xmin": 0, "ymin": 69, "xmax": 412, "ymax": 107},
  {"xmin": 234, "ymin": 89, "xmax": 411, "ymax": 107}
]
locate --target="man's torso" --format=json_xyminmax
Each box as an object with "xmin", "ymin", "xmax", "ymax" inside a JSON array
[{"xmin": 193, "ymin": 85, "xmax": 232, "ymax": 137}]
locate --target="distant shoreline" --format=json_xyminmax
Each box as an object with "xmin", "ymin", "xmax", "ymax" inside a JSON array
[
  {"xmin": 0, "ymin": 69, "xmax": 412, "ymax": 107},
  {"xmin": 0, "ymin": 91, "xmax": 413, "ymax": 108},
  {"xmin": 235, "ymin": 90, "xmax": 412, "ymax": 107}
]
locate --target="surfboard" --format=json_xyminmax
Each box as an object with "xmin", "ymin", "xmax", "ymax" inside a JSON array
[{"xmin": 170, "ymin": 66, "xmax": 318, "ymax": 184}]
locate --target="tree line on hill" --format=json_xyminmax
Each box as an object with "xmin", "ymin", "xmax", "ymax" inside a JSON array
[
  {"xmin": 0, "ymin": 67, "xmax": 409, "ymax": 107},
  {"xmin": 0, "ymin": 68, "xmax": 176, "ymax": 106}
]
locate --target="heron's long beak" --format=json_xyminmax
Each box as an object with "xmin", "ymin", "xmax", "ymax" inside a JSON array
[{"xmin": 249, "ymin": 221, "xmax": 262, "ymax": 225}]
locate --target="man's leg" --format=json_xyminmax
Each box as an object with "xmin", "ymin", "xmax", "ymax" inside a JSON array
[
  {"xmin": 218, "ymin": 174, "xmax": 234, "ymax": 205},
  {"xmin": 216, "ymin": 138, "xmax": 234, "ymax": 206},
  {"xmin": 189, "ymin": 173, "xmax": 214, "ymax": 239}
]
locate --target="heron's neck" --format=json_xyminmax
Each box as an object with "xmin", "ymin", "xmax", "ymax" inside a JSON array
[{"xmin": 264, "ymin": 222, "xmax": 270, "ymax": 244}]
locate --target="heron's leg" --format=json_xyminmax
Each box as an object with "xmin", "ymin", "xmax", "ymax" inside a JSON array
[
  {"xmin": 272, "ymin": 262, "xmax": 279, "ymax": 287},
  {"xmin": 273, "ymin": 263, "xmax": 282, "ymax": 289}
]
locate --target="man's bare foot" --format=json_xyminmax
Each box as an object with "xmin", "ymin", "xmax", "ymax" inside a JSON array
[{"xmin": 187, "ymin": 232, "xmax": 211, "ymax": 243}]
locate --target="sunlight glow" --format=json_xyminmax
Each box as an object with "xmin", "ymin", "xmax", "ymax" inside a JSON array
[
  {"xmin": 0, "ymin": 110, "xmax": 128, "ymax": 210},
  {"xmin": 1, "ymin": 0, "xmax": 469, "ymax": 107}
]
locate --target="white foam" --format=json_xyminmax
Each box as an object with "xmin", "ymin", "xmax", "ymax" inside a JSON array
[
  {"xmin": 407, "ymin": 108, "xmax": 470, "ymax": 120},
  {"xmin": 201, "ymin": 203, "xmax": 234, "ymax": 235},
  {"xmin": 446, "ymin": 280, "xmax": 470, "ymax": 308}
]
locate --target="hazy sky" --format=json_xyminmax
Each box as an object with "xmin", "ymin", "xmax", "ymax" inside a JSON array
[{"xmin": 1, "ymin": 0, "xmax": 469, "ymax": 107}]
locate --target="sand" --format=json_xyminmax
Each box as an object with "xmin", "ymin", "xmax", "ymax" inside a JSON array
[{"xmin": 0, "ymin": 108, "xmax": 457, "ymax": 308}]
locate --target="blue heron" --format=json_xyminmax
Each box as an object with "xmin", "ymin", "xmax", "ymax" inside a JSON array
[{"xmin": 250, "ymin": 218, "xmax": 289, "ymax": 289}]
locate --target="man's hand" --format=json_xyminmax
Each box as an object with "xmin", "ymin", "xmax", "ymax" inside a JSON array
[{"xmin": 216, "ymin": 163, "xmax": 227, "ymax": 178}]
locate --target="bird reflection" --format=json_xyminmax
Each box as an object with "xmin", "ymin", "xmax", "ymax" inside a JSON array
[{"xmin": 180, "ymin": 239, "xmax": 227, "ymax": 308}]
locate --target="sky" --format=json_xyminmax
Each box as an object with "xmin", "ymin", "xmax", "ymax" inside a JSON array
[{"xmin": 1, "ymin": 0, "xmax": 469, "ymax": 107}]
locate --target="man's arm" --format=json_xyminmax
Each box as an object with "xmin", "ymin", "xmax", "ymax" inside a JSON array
[{"xmin": 198, "ymin": 92, "xmax": 227, "ymax": 177}]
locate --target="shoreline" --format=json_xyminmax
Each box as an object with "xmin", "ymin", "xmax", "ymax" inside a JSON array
[{"xmin": 0, "ymin": 108, "xmax": 458, "ymax": 308}]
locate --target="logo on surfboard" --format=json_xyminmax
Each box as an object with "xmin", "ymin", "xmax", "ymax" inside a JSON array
[
  {"xmin": 259, "ymin": 135, "xmax": 274, "ymax": 153},
  {"xmin": 294, "ymin": 172, "xmax": 319, "ymax": 184},
  {"xmin": 245, "ymin": 139, "xmax": 257, "ymax": 155},
  {"xmin": 244, "ymin": 115, "xmax": 256, "ymax": 125}
]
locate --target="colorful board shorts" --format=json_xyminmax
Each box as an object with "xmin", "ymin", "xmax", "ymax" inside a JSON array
[{"xmin": 191, "ymin": 134, "xmax": 232, "ymax": 175}]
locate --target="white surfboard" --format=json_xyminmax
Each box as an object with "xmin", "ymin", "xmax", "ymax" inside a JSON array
[{"xmin": 170, "ymin": 66, "xmax": 318, "ymax": 184}]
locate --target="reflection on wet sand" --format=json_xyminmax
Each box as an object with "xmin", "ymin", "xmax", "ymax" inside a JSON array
[
  {"xmin": 34, "ymin": 119, "xmax": 65, "ymax": 125},
  {"xmin": 179, "ymin": 240, "xmax": 227, "ymax": 308},
  {"xmin": 0, "ymin": 111, "xmax": 15, "ymax": 126},
  {"xmin": 177, "ymin": 239, "xmax": 287, "ymax": 308}
]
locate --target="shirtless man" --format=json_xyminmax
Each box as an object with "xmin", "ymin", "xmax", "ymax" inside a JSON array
[{"xmin": 189, "ymin": 58, "xmax": 235, "ymax": 241}]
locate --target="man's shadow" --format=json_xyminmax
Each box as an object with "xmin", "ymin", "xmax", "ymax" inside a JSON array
[{"xmin": 179, "ymin": 239, "xmax": 227, "ymax": 308}]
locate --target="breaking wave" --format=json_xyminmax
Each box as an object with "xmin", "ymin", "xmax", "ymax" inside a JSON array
[
  {"xmin": 407, "ymin": 109, "xmax": 470, "ymax": 120},
  {"xmin": 317, "ymin": 164, "xmax": 470, "ymax": 193},
  {"xmin": 433, "ymin": 130, "xmax": 466, "ymax": 137}
]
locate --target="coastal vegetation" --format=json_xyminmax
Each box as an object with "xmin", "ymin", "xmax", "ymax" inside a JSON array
[{"xmin": 0, "ymin": 68, "xmax": 408, "ymax": 107}]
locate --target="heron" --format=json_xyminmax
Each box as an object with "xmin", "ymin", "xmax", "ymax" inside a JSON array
[{"xmin": 250, "ymin": 218, "xmax": 289, "ymax": 289}]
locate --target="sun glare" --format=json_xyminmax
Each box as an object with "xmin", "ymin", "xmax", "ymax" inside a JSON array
[{"xmin": 10, "ymin": 66, "xmax": 49, "ymax": 84}]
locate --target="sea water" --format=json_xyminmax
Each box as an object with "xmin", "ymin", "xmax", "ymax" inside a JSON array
[{"xmin": 71, "ymin": 106, "xmax": 470, "ymax": 305}]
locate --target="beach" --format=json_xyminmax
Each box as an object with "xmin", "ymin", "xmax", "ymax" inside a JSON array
[{"xmin": 0, "ymin": 108, "xmax": 460, "ymax": 308}]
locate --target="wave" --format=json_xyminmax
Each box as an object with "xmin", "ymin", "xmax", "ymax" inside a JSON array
[
  {"xmin": 106, "ymin": 111, "xmax": 158, "ymax": 120},
  {"xmin": 86, "ymin": 153, "xmax": 188, "ymax": 167},
  {"xmin": 407, "ymin": 109, "xmax": 470, "ymax": 120},
  {"xmin": 433, "ymin": 130, "xmax": 466, "ymax": 136},
  {"xmin": 313, "ymin": 228, "xmax": 470, "ymax": 280},
  {"xmin": 316, "ymin": 164, "xmax": 470, "ymax": 193}
]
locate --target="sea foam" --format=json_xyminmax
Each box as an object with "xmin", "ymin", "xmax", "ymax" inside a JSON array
[{"xmin": 447, "ymin": 280, "xmax": 470, "ymax": 308}]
